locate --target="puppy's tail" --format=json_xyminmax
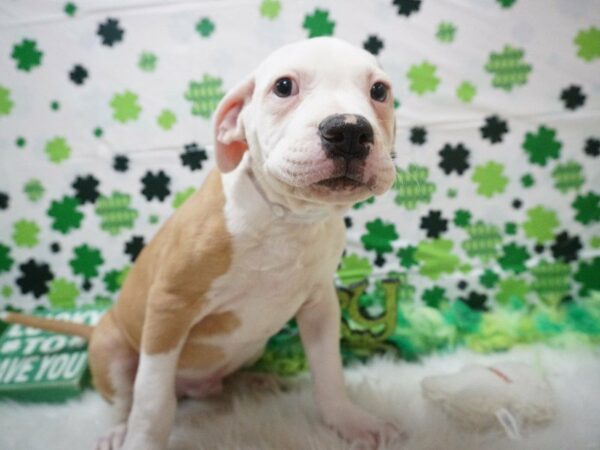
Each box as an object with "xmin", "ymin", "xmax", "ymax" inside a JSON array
[{"xmin": 0, "ymin": 311, "xmax": 94, "ymax": 340}]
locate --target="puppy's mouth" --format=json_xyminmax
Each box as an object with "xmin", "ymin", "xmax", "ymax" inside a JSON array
[
  {"xmin": 312, "ymin": 156, "xmax": 368, "ymax": 192},
  {"xmin": 315, "ymin": 176, "xmax": 364, "ymax": 191}
]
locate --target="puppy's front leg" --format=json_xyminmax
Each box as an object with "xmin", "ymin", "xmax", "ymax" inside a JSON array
[
  {"xmin": 120, "ymin": 292, "xmax": 194, "ymax": 450},
  {"xmin": 296, "ymin": 283, "xmax": 398, "ymax": 447}
]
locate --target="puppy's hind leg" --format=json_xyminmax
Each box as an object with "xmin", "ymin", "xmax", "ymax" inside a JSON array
[
  {"xmin": 120, "ymin": 290, "xmax": 198, "ymax": 450},
  {"xmin": 89, "ymin": 311, "xmax": 138, "ymax": 450}
]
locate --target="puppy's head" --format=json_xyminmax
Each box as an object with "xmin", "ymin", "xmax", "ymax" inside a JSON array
[{"xmin": 214, "ymin": 37, "xmax": 396, "ymax": 206}]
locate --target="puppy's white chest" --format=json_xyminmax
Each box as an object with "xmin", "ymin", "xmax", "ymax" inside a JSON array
[
  {"xmin": 194, "ymin": 225, "xmax": 327, "ymax": 376},
  {"xmin": 194, "ymin": 164, "xmax": 345, "ymax": 372},
  {"xmin": 210, "ymin": 226, "xmax": 325, "ymax": 338}
]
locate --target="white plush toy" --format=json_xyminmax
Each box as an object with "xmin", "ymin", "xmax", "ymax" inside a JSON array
[{"xmin": 421, "ymin": 362, "xmax": 556, "ymax": 440}]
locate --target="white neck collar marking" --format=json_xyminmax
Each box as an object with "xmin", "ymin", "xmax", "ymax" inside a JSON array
[{"xmin": 245, "ymin": 167, "xmax": 331, "ymax": 224}]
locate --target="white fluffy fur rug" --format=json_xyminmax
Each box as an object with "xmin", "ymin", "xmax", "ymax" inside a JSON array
[{"xmin": 1, "ymin": 345, "xmax": 599, "ymax": 450}]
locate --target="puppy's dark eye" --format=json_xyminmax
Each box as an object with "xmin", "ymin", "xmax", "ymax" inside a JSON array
[
  {"xmin": 273, "ymin": 77, "xmax": 297, "ymax": 97},
  {"xmin": 370, "ymin": 82, "xmax": 388, "ymax": 102}
]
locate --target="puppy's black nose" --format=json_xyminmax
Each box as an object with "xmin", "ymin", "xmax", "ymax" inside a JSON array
[{"xmin": 319, "ymin": 114, "xmax": 374, "ymax": 160}]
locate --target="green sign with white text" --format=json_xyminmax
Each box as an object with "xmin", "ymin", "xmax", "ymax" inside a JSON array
[{"xmin": 0, "ymin": 307, "xmax": 105, "ymax": 402}]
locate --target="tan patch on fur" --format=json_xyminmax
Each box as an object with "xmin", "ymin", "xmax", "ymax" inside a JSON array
[
  {"xmin": 190, "ymin": 311, "xmax": 241, "ymax": 337},
  {"xmin": 177, "ymin": 341, "xmax": 226, "ymax": 370},
  {"xmin": 88, "ymin": 310, "xmax": 136, "ymax": 403},
  {"xmin": 112, "ymin": 169, "xmax": 233, "ymax": 356},
  {"xmin": 175, "ymin": 312, "xmax": 241, "ymax": 368}
]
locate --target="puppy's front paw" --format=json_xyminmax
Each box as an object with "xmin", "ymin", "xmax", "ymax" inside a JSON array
[
  {"xmin": 95, "ymin": 423, "xmax": 127, "ymax": 450},
  {"xmin": 120, "ymin": 433, "xmax": 163, "ymax": 450},
  {"xmin": 323, "ymin": 404, "xmax": 404, "ymax": 449}
]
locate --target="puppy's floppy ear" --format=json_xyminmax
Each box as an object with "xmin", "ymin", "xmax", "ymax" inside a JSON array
[{"xmin": 213, "ymin": 75, "xmax": 255, "ymax": 173}]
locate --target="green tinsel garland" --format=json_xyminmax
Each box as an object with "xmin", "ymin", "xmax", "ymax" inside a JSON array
[{"xmin": 251, "ymin": 280, "xmax": 600, "ymax": 376}]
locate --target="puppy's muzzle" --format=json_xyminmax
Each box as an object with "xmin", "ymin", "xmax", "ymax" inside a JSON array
[{"xmin": 319, "ymin": 114, "xmax": 374, "ymax": 161}]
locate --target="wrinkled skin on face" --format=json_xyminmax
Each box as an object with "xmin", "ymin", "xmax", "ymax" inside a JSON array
[{"xmin": 225, "ymin": 38, "xmax": 397, "ymax": 207}]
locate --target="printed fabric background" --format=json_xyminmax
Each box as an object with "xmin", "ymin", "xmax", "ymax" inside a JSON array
[{"xmin": 0, "ymin": 0, "xmax": 599, "ymax": 372}]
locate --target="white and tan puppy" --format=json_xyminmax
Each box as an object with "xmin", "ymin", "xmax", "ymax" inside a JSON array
[{"xmin": 2, "ymin": 37, "xmax": 398, "ymax": 449}]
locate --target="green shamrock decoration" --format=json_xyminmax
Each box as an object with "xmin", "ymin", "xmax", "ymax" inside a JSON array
[
  {"xmin": 453, "ymin": 209, "xmax": 471, "ymax": 228},
  {"xmin": 103, "ymin": 266, "xmax": 129, "ymax": 293},
  {"xmin": 0, "ymin": 86, "xmax": 14, "ymax": 116},
  {"xmin": 196, "ymin": 18, "xmax": 215, "ymax": 38},
  {"xmin": 407, "ymin": 62, "xmax": 440, "ymax": 95},
  {"xmin": 436, "ymin": 22, "xmax": 456, "ymax": 43},
  {"xmin": 95, "ymin": 192, "xmax": 138, "ymax": 236},
  {"xmin": 484, "ymin": 45, "xmax": 531, "ymax": 91},
  {"xmin": 47, "ymin": 196, "xmax": 84, "ymax": 234},
  {"xmin": 552, "ymin": 161, "xmax": 584, "ymax": 193},
  {"xmin": 499, "ymin": 242, "xmax": 530, "ymax": 273},
  {"xmin": 495, "ymin": 276, "xmax": 528, "ymax": 305},
  {"xmin": 70, "ymin": 244, "xmax": 104, "ymax": 280},
  {"xmin": 522, "ymin": 206, "xmax": 560, "ymax": 243},
  {"xmin": 110, "ymin": 90, "xmax": 142, "ymax": 123},
  {"xmin": 138, "ymin": 52, "xmax": 157, "ymax": 72},
  {"xmin": 456, "ymin": 81, "xmax": 476, "ymax": 102},
  {"xmin": 172, "ymin": 187, "xmax": 195, "ymax": 209},
  {"xmin": 497, "ymin": 0, "xmax": 517, "ymax": 7},
  {"xmin": 574, "ymin": 26, "xmax": 600, "ymax": 62},
  {"xmin": 103, "ymin": 270, "xmax": 120, "ymax": 293},
  {"xmin": 397, "ymin": 246, "xmax": 418, "ymax": 269},
  {"xmin": 1, "ymin": 286, "xmax": 12, "ymax": 299},
  {"xmin": 361, "ymin": 219, "xmax": 399, "ymax": 256},
  {"xmin": 157, "ymin": 109, "xmax": 177, "ymax": 130},
  {"xmin": 45, "ymin": 137, "xmax": 72, "ymax": 164},
  {"xmin": 479, "ymin": 269, "xmax": 500, "ymax": 289},
  {"xmin": 260, "ymin": 0, "xmax": 281, "ymax": 19},
  {"xmin": 459, "ymin": 262, "xmax": 473, "ymax": 274},
  {"xmin": 23, "ymin": 179, "xmax": 44, "ymax": 202},
  {"xmin": 337, "ymin": 254, "xmax": 373, "ymax": 285},
  {"xmin": 574, "ymin": 257, "xmax": 600, "ymax": 296},
  {"xmin": 415, "ymin": 239, "xmax": 461, "ymax": 280},
  {"xmin": 12, "ymin": 219, "xmax": 40, "ymax": 248},
  {"xmin": 303, "ymin": 9, "xmax": 335, "ymax": 38},
  {"xmin": 64, "ymin": 2, "xmax": 77, "ymax": 16},
  {"xmin": 48, "ymin": 278, "xmax": 79, "ymax": 308},
  {"xmin": 422, "ymin": 286, "xmax": 447, "ymax": 308},
  {"xmin": 531, "ymin": 260, "xmax": 571, "ymax": 307},
  {"xmin": 522, "ymin": 125, "xmax": 562, "ymax": 166},
  {"xmin": 11, "ymin": 38, "xmax": 43, "ymax": 71},
  {"xmin": 471, "ymin": 161, "xmax": 509, "ymax": 197},
  {"xmin": 505, "ymin": 222, "xmax": 517, "ymax": 235},
  {"xmin": 572, "ymin": 192, "xmax": 599, "ymax": 225},
  {"xmin": 461, "ymin": 221, "xmax": 502, "ymax": 262},
  {"xmin": 0, "ymin": 243, "xmax": 14, "ymax": 273},
  {"xmin": 184, "ymin": 74, "xmax": 225, "ymax": 119},
  {"xmin": 521, "ymin": 173, "xmax": 535, "ymax": 188},
  {"xmin": 394, "ymin": 165, "xmax": 436, "ymax": 209}
]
